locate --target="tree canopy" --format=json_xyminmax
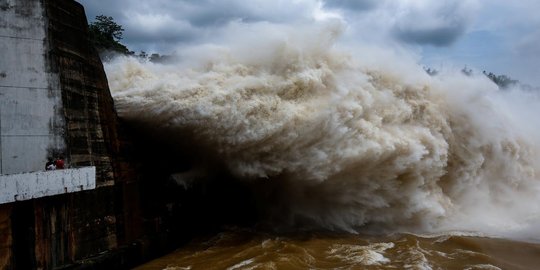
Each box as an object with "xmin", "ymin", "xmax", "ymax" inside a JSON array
[
  {"xmin": 424, "ymin": 66, "xmax": 521, "ymax": 90},
  {"xmin": 88, "ymin": 15, "xmax": 130, "ymax": 54},
  {"xmin": 482, "ymin": 71, "xmax": 519, "ymax": 89}
]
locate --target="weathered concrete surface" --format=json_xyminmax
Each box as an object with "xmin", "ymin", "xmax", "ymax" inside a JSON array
[
  {"xmin": 0, "ymin": 167, "xmax": 95, "ymax": 204},
  {"xmin": 46, "ymin": 0, "xmax": 122, "ymax": 187},
  {"xmin": 0, "ymin": 1, "xmax": 204, "ymax": 269},
  {"xmin": 32, "ymin": 188, "xmax": 121, "ymax": 269},
  {"xmin": 0, "ymin": 0, "xmax": 139, "ymax": 268},
  {"xmin": 0, "ymin": 0, "xmax": 66, "ymax": 175},
  {"xmin": 0, "ymin": 204, "xmax": 13, "ymax": 268}
]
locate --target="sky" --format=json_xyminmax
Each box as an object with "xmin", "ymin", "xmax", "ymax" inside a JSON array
[{"xmin": 79, "ymin": 0, "xmax": 540, "ymax": 86}]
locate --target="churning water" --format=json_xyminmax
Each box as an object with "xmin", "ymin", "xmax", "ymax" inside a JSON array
[
  {"xmin": 133, "ymin": 229, "xmax": 540, "ymax": 270},
  {"xmin": 105, "ymin": 22, "xmax": 540, "ymax": 269}
]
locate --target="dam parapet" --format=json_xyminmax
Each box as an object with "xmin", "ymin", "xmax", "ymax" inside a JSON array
[{"xmin": 0, "ymin": 167, "xmax": 96, "ymax": 204}]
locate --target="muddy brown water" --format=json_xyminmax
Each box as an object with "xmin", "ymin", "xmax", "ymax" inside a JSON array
[{"xmin": 134, "ymin": 229, "xmax": 540, "ymax": 270}]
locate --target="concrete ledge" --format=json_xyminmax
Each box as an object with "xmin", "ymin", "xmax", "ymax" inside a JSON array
[{"xmin": 0, "ymin": 167, "xmax": 96, "ymax": 204}]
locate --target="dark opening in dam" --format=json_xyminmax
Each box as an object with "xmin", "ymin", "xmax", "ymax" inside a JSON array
[{"xmin": 123, "ymin": 121, "xmax": 261, "ymax": 240}]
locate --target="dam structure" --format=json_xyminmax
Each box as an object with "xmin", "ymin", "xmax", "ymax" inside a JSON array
[{"xmin": 0, "ymin": 0, "xmax": 192, "ymax": 268}]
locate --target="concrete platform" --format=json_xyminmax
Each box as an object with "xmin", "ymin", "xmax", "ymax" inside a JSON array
[{"xmin": 0, "ymin": 167, "xmax": 96, "ymax": 204}]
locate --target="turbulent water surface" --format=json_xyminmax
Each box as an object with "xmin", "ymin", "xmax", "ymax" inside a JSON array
[
  {"xmin": 134, "ymin": 229, "xmax": 540, "ymax": 270},
  {"xmin": 106, "ymin": 23, "xmax": 540, "ymax": 269}
]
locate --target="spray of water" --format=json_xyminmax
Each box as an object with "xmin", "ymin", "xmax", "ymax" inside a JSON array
[{"xmin": 105, "ymin": 22, "xmax": 540, "ymax": 237}]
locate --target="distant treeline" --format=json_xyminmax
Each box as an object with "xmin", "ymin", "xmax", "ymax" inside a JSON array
[{"xmin": 424, "ymin": 66, "xmax": 537, "ymax": 91}]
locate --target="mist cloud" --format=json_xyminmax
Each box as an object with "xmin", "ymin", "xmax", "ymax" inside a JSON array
[{"xmin": 105, "ymin": 23, "xmax": 540, "ymax": 234}]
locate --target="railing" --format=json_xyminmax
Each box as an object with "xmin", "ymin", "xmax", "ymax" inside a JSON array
[{"xmin": 0, "ymin": 166, "xmax": 96, "ymax": 204}]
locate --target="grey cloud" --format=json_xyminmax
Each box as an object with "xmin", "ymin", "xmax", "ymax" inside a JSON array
[
  {"xmin": 80, "ymin": 0, "xmax": 479, "ymax": 50},
  {"xmin": 120, "ymin": 0, "xmax": 315, "ymax": 27},
  {"xmin": 390, "ymin": 1, "xmax": 477, "ymax": 47},
  {"xmin": 516, "ymin": 31, "xmax": 540, "ymax": 56},
  {"xmin": 124, "ymin": 26, "xmax": 197, "ymax": 44},
  {"xmin": 140, "ymin": 1, "xmax": 250, "ymax": 27},
  {"xmin": 187, "ymin": 1, "xmax": 318, "ymax": 27},
  {"xmin": 81, "ymin": 1, "xmax": 124, "ymax": 23},
  {"xmin": 394, "ymin": 23, "xmax": 467, "ymax": 47},
  {"xmin": 80, "ymin": 0, "xmax": 320, "ymax": 53},
  {"xmin": 186, "ymin": 8, "xmax": 264, "ymax": 27},
  {"xmin": 323, "ymin": 0, "xmax": 379, "ymax": 11}
]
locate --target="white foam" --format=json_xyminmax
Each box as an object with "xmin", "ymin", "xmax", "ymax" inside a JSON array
[
  {"xmin": 226, "ymin": 258, "xmax": 255, "ymax": 270},
  {"xmin": 464, "ymin": 264, "xmax": 502, "ymax": 270},
  {"xmin": 106, "ymin": 21, "xmax": 540, "ymax": 238},
  {"xmin": 326, "ymin": 242, "xmax": 394, "ymax": 265}
]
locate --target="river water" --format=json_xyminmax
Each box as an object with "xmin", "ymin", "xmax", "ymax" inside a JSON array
[{"xmin": 135, "ymin": 229, "xmax": 540, "ymax": 270}]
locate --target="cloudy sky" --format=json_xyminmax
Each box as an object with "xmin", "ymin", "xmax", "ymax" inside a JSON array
[{"xmin": 79, "ymin": 0, "xmax": 539, "ymax": 86}]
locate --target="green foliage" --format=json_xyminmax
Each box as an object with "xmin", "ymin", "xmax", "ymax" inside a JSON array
[
  {"xmin": 149, "ymin": 53, "xmax": 160, "ymax": 62},
  {"xmin": 461, "ymin": 66, "xmax": 473, "ymax": 76},
  {"xmin": 424, "ymin": 67, "xmax": 438, "ymax": 76},
  {"xmin": 148, "ymin": 53, "xmax": 175, "ymax": 63},
  {"xmin": 483, "ymin": 71, "xmax": 518, "ymax": 89},
  {"xmin": 424, "ymin": 65, "xmax": 521, "ymax": 90},
  {"xmin": 138, "ymin": 50, "xmax": 148, "ymax": 59},
  {"xmin": 88, "ymin": 15, "xmax": 129, "ymax": 54}
]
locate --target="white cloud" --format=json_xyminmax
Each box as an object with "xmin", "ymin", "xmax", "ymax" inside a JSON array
[
  {"xmin": 79, "ymin": 0, "xmax": 539, "ymax": 85},
  {"xmin": 80, "ymin": 0, "xmax": 482, "ymax": 50},
  {"xmin": 81, "ymin": 0, "xmax": 328, "ymax": 52}
]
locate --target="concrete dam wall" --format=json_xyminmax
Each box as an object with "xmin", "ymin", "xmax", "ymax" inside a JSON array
[
  {"xmin": 0, "ymin": 0, "xmax": 195, "ymax": 268},
  {"xmin": 0, "ymin": 0, "xmax": 65, "ymax": 175}
]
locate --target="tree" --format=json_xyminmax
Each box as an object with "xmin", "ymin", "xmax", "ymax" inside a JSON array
[
  {"xmin": 88, "ymin": 15, "xmax": 129, "ymax": 54},
  {"xmin": 91, "ymin": 15, "xmax": 124, "ymax": 41},
  {"xmin": 461, "ymin": 66, "xmax": 473, "ymax": 76},
  {"xmin": 149, "ymin": 53, "xmax": 161, "ymax": 62},
  {"xmin": 149, "ymin": 53, "xmax": 175, "ymax": 63},
  {"xmin": 482, "ymin": 71, "xmax": 519, "ymax": 89},
  {"xmin": 423, "ymin": 67, "xmax": 438, "ymax": 76},
  {"xmin": 138, "ymin": 50, "xmax": 148, "ymax": 59}
]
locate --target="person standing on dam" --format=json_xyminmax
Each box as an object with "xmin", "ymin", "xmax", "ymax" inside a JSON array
[
  {"xmin": 55, "ymin": 156, "xmax": 65, "ymax": 169},
  {"xmin": 45, "ymin": 158, "xmax": 56, "ymax": 170}
]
